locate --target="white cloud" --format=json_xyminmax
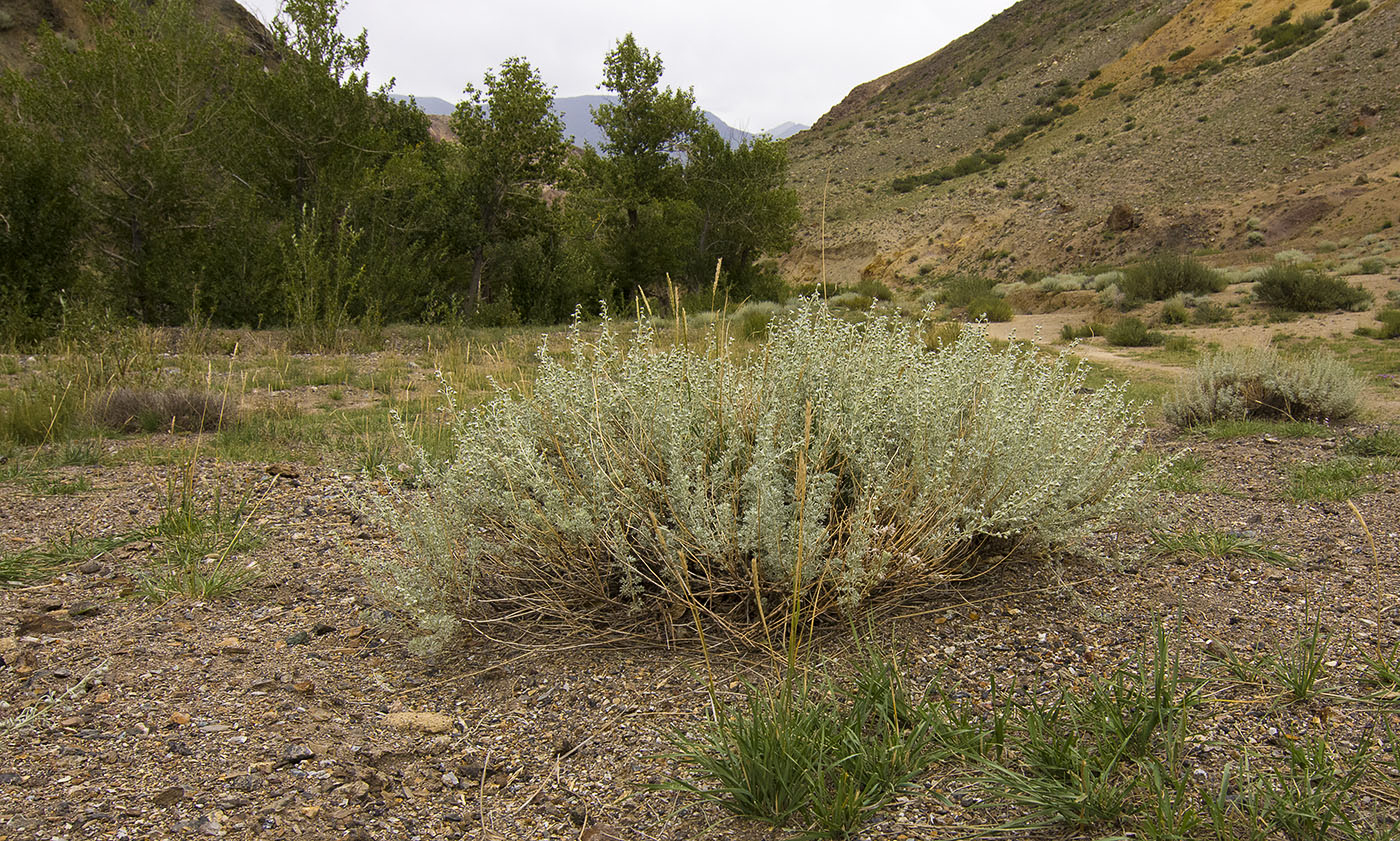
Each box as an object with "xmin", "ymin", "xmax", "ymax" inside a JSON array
[{"xmin": 239, "ymin": 0, "xmax": 1018, "ymax": 131}]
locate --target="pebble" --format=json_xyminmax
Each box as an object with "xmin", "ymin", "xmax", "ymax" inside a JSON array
[
  {"xmin": 277, "ymin": 745, "xmax": 316, "ymax": 768},
  {"xmin": 286, "ymin": 631, "xmax": 311, "ymax": 646},
  {"xmin": 152, "ymin": 786, "xmax": 184, "ymax": 807}
]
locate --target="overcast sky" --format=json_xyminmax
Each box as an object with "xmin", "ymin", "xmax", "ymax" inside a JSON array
[{"xmin": 238, "ymin": 1, "xmax": 1019, "ymax": 131}]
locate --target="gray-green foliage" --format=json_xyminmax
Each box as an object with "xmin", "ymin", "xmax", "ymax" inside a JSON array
[
  {"xmin": 1164, "ymin": 347, "xmax": 1362, "ymax": 427},
  {"xmin": 369, "ymin": 300, "xmax": 1156, "ymax": 646}
]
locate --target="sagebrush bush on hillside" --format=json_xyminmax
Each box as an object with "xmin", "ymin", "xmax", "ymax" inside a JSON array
[
  {"xmin": 1164, "ymin": 347, "xmax": 1361, "ymax": 427},
  {"xmin": 1253, "ymin": 264, "xmax": 1372, "ymax": 312},
  {"xmin": 1119, "ymin": 254, "xmax": 1225, "ymax": 304},
  {"xmin": 369, "ymin": 301, "xmax": 1158, "ymax": 648}
]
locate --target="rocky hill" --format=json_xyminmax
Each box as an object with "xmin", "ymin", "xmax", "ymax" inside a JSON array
[
  {"xmin": 782, "ymin": 0, "xmax": 1400, "ymax": 287},
  {"xmin": 0, "ymin": 0, "xmax": 274, "ymax": 70}
]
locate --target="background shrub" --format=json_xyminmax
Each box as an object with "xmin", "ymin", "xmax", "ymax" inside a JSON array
[
  {"xmin": 1253, "ymin": 265, "xmax": 1371, "ymax": 311},
  {"xmin": 1374, "ymin": 309, "xmax": 1400, "ymax": 339},
  {"xmin": 932, "ymin": 275, "xmax": 999, "ymax": 307},
  {"xmin": 1118, "ymin": 254, "xmax": 1225, "ymax": 304},
  {"xmin": 370, "ymin": 301, "xmax": 1156, "ymax": 647},
  {"xmin": 1164, "ymin": 347, "xmax": 1362, "ymax": 426},
  {"xmin": 92, "ymin": 388, "xmax": 238, "ymax": 433},
  {"xmin": 966, "ymin": 296, "xmax": 1013, "ymax": 322},
  {"xmin": 1106, "ymin": 317, "xmax": 1164, "ymax": 347}
]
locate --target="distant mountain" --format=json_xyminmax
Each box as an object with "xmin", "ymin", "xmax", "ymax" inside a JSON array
[
  {"xmin": 391, "ymin": 92, "xmax": 759, "ymax": 148},
  {"xmin": 393, "ymin": 95, "xmax": 456, "ymax": 116},
  {"xmin": 766, "ymin": 121, "xmax": 809, "ymax": 139}
]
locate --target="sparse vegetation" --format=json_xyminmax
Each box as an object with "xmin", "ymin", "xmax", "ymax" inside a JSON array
[
  {"xmin": 1164, "ymin": 347, "xmax": 1362, "ymax": 426},
  {"xmin": 892, "ymin": 150, "xmax": 1005, "ymax": 193}
]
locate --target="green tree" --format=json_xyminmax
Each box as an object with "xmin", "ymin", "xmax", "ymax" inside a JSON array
[
  {"xmin": 684, "ymin": 124, "xmax": 800, "ymax": 297},
  {"xmin": 448, "ymin": 57, "xmax": 570, "ymax": 306},
  {"xmin": 590, "ymin": 33, "xmax": 704, "ymax": 290},
  {"xmin": 0, "ymin": 117, "xmax": 85, "ymax": 344},
  {"xmin": 3, "ymin": 0, "xmax": 259, "ymax": 324}
]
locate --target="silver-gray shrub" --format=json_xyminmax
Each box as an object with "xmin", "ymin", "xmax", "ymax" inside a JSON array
[
  {"xmin": 1163, "ymin": 347, "xmax": 1362, "ymax": 427},
  {"xmin": 368, "ymin": 300, "xmax": 1157, "ymax": 646}
]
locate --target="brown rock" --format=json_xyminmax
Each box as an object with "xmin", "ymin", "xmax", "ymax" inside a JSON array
[
  {"xmin": 153, "ymin": 786, "xmax": 185, "ymax": 807},
  {"xmin": 17, "ymin": 614, "xmax": 74, "ymax": 635},
  {"xmin": 1107, "ymin": 203, "xmax": 1139, "ymax": 231},
  {"xmin": 219, "ymin": 638, "xmax": 251, "ymax": 655}
]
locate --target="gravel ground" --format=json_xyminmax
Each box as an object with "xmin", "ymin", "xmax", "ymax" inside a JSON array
[{"xmin": 2, "ymin": 428, "xmax": 1399, "ymax": 840}]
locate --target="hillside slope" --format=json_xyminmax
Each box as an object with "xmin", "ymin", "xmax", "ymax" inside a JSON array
[
  {"xmin": 784, "ymin": 0, "xmax": 1400, "ymax": 287},
  {"xmin": 0, "ymin": 0, "xmax": 274, "ymax": 70}
]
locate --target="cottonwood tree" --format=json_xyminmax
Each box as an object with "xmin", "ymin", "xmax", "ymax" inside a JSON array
[
  {"xmin": 684, "ymin": 124, "xmax": 800, "ymax": 297},
  {"xmin": 449, "ymin": 57, "xmax": 570, "ymax": 306},
  {"xmin": 589, "ymin": 33, "xmax": 704, "ymax": 290}
]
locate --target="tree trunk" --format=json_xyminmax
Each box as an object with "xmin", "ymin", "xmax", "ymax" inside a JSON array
[{"xmin": 469, "ymin": 244, "xmax": 487, "ymax": 304}]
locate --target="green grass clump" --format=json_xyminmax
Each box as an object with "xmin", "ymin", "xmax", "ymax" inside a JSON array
[
  {"xmin": 1118, "ymin": 254, "xmax": 1225, "ymax": 305},
  {"xmin": 665, "ymin": 643, "xmax": 938, "ymax": 838},
  {"xmin": 1164, "ymin": 347, "xmax": 1361, "ymax": 427},
  {"xmin": 1, "ymin": 532, "xmax": 133, "ymax": 584},
  {"xmin": 1253, "ymin": 265, "xmax": 1372, "ymax": 312},
  {"xmin": 137, "ymin": 465, "xmax": 266, "ymax": 600},
  {"xmin": 730, "ymin": 301, "xmax": 784, "ymax": 340},
  {"xmin": 0, "ymin": 382, "xmax": 85, "ymax": 445},
  {"xmin": 966, "ymin": 295, "xmax": 1012, "ymax": 322},
  {"xmin": 1288, "ymin": 456, "xmax": 1399, "ymax": 501},
  {"xmin": 1341, "ymin": 429, "xmax": 1400, "ymax": 457},
  {"xmin": 1106, "ymin": 317, "xmax": 1164, "ymax": 347},
  {"xmin": 932, "ymin": 274, "xmax": 999, "ymax": 308},
  {"xmin": 1151, "ymin": 528, "xmax": 1294, "ymax": 565},
  {"xmin": 1060, "ymin": 322, "xmax": 1106, "ymax": 342},
  {"xmin": 371, "ymin": 300, "xmax": 1159, "ymax": 647},
  {"xmin": 1357, "ymin": 308, "xmax": 1400, "ymax": 339}
]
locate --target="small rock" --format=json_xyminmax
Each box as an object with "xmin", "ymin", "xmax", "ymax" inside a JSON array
[
  {"xmin": 1227, "ymin": 569, "xmax": 1244, "ymax": 582},
  {"xmin": 17, "ymin": 614, "xmax": 74, "ymax": 635},
  {"xmin": 167, "ymin": 740, "xmax": 194, "ymax": 756},
  {"xmin": 170, "ymin": 711, "xmax": 191, "ymax": 726},
  {"xmin": 292, "ymin": 679, "xmax": 315, "ymax": 694},
  {"xmin": 153, "ymin": 786, "xmax": 185, "ymax": 807},
  {"xmin": 442, "ymin": 771, "xmax": 460, "ymax": 789},
  {"xmin": 383, "ymin": 711, "xmax": 454, "ymax": 734},
  {"xmin": 582, "ymin": 825, "xmax": 625, "ymax": 841},
  {"xmin": 266, "ymin": 464, "xmax": 300, "ymax": 479},
  {"xmin": 343, "ymin": 625, "xmax": 365, "ymax": 640},
  {"xmin": 219, "ymin": 638, "xmax": 250, "ymax": 656},
  {"xmin": 78, "ymin": 561, "xmax": 104, "ymax": 575},
  {"xmin": 276, "ymin": 745, "xmax": 316, "ymax": 768},
  {"xmin": 300, "ymin": 805, "xmax": 321, "ymax": 819},
  {"xmin": 286, "ymin": 631, "xmax": 311, "ymax": 646},
  {"xmin": 333, "ymin": 780, "xmax": 370, "ymax": 801},
  {"xmin": 312, "ymin": 623, "xmax": 336, "ymax": 636}
]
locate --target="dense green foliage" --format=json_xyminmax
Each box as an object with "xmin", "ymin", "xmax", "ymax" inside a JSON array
[
  {"xmin": 1118, "ymin": 254, "xmax": 1225, "ymax": 305},
  {"xmin": 1253, "ymin": 265, "xmax": 1372, "ymax": 312},
  {"xmin": 0, "ymin": 3, "xmax": 797, "ymax": 344}
]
